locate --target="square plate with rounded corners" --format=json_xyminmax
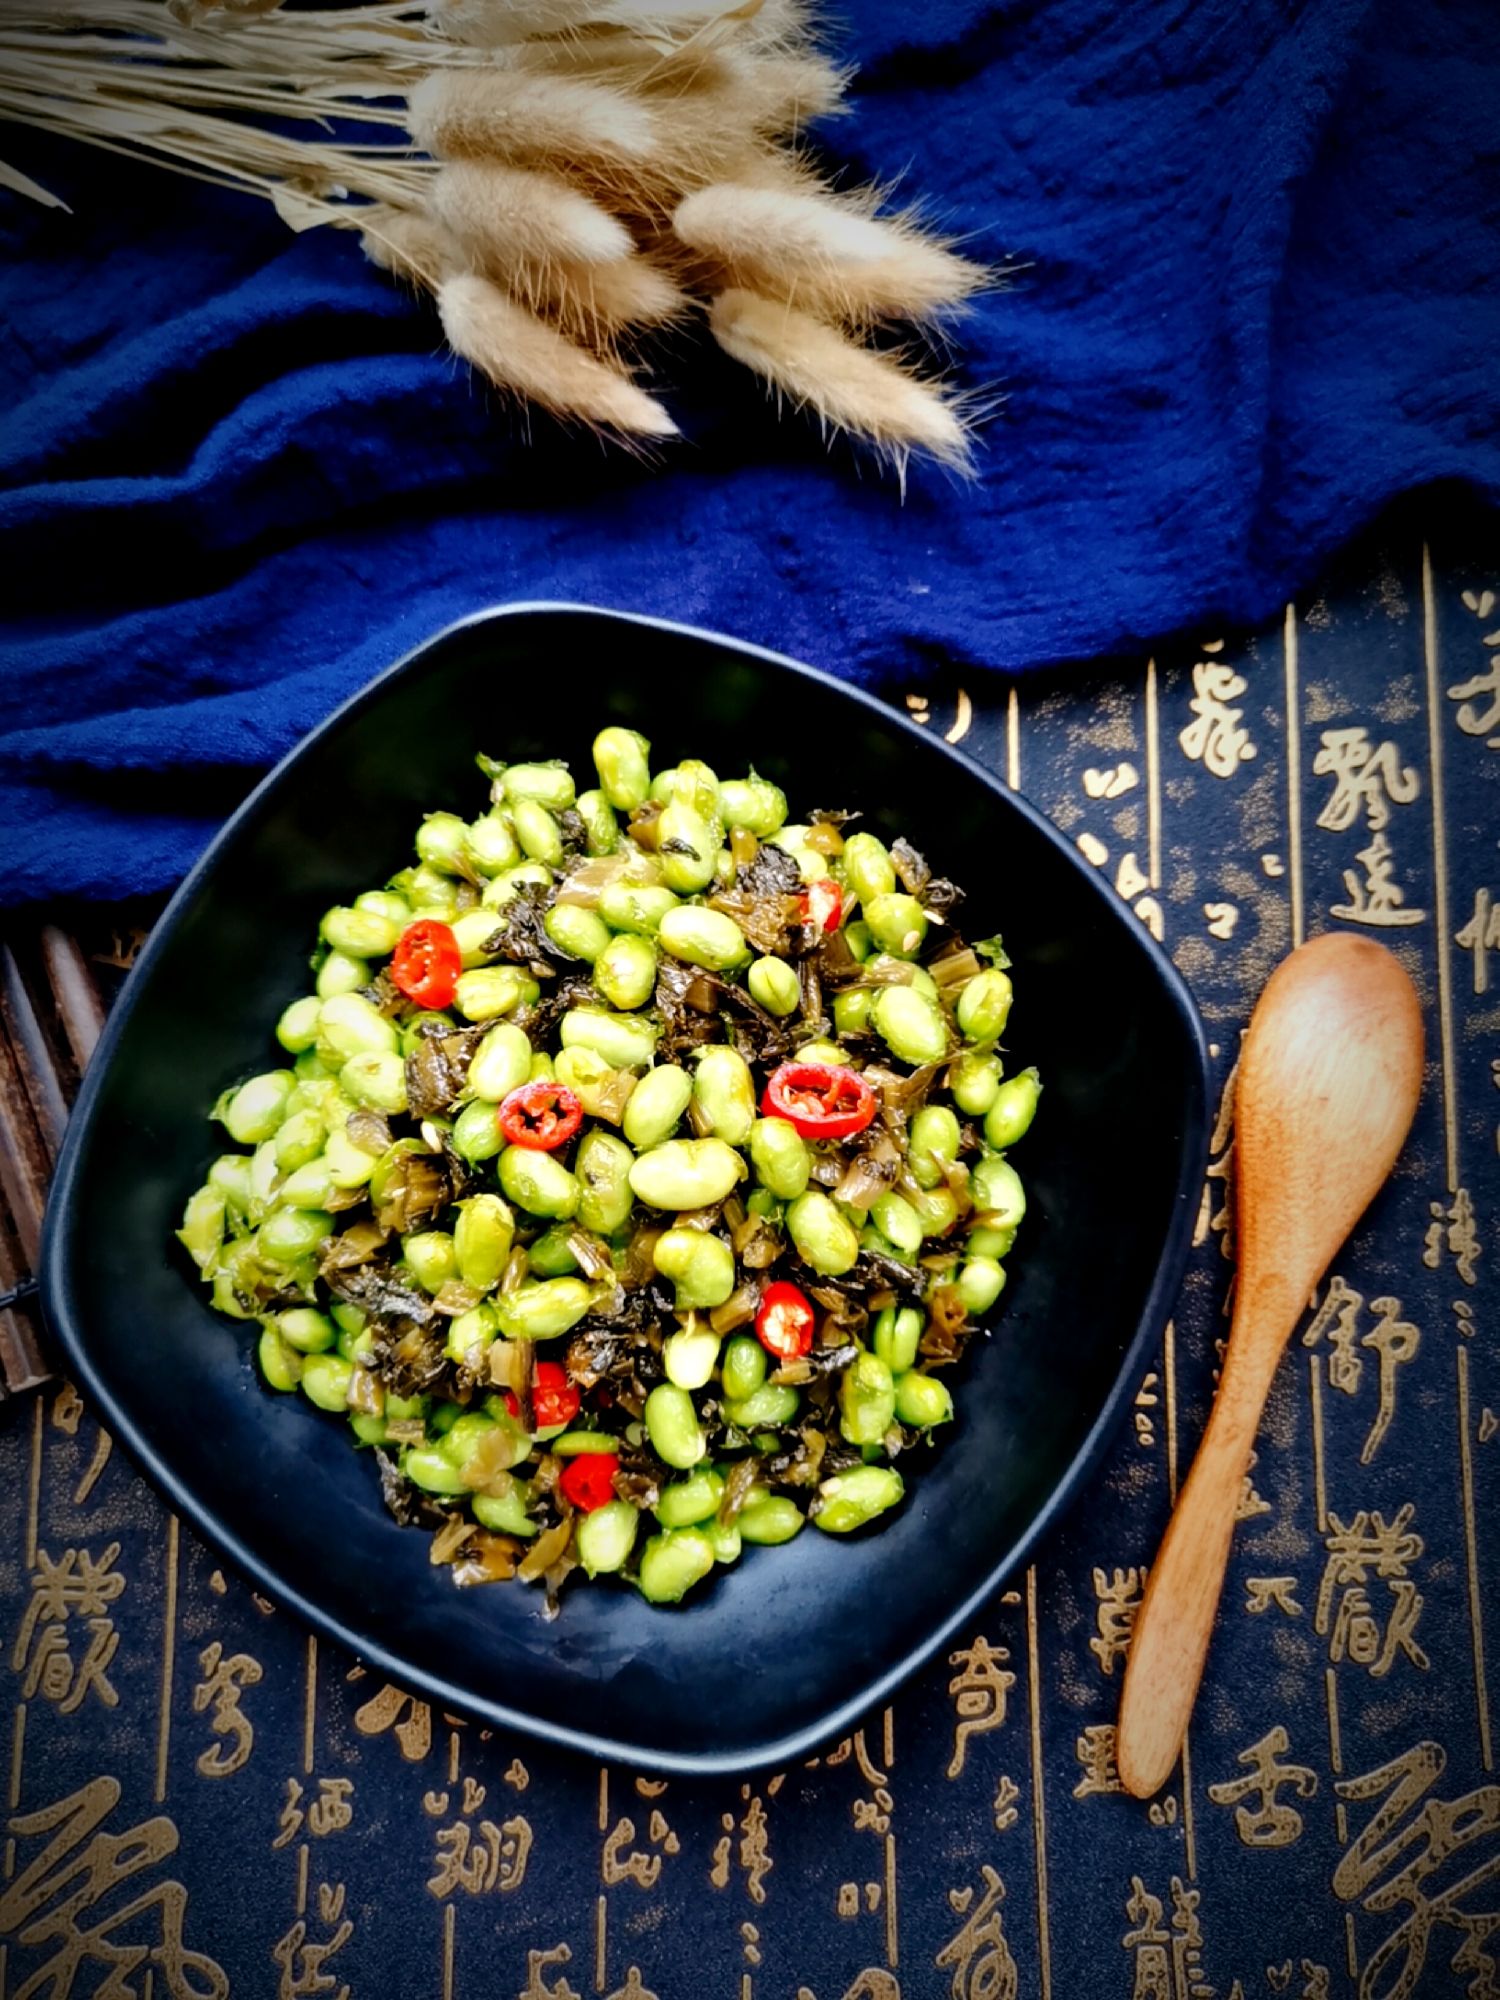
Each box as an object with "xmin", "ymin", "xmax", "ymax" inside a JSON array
[{"xmin": 43, "ymin": 605, "xmax": 1209, "ymax": 1776}]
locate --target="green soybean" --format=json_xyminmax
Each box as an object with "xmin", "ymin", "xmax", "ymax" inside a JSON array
[
  {"xmin": 654, "ymin": 1229, "xmax": 736, "ymax": 1310},
  {"xmin": 663, "ymin": 1319, "xmax": 722, "ymax": 1389},
  {"xmin": 950, "ymin": 1049, "xmax": 1004, "ymax": 1117},
  {"xmin": 416, "ymin": 812, "xmax": 469, "ymax": 873},
  {"xmin": 592, "ymin": 726, "xmax": 652, "ymax": 811},
  {"xmin": 481, "ymin": 862, "xmax": 552, "ymax": 912},
  {"xmin": 656, "ymin": 798, "xmax": 719, "ymax": 893},
  {"xmin": 577, "ymin": 1501, "xmax": 639, "ymax": 1575},
  {"xmin": 318, "ymin": 994, "xmax": 399, "ymax": 1063},
  {"xmin": 970, "ymin": 1154, "xmax": 1026, "ymax": 1233},
  {"xmin": 553, "ymin": 1046, "xmax": 627, "ymax": 1121},
  {"xmin": 721, "ymin": 1334, "xmax": 768, "ymax": 1402},
  {"xmin": 863, "ymin": 892, "xmax": 928, "ymax": 960},
  {"xmin": 873, "ymin": 1304, "xmax": 924, "ymax": 1374},
  {"xmin": 644, "ymin": 1384, "xmax": 706, "ymax": 1470},
  {"xmin": 340, "ymin": 1051, "xmax": 408, "ymax": 1115},
  {"xmin": 560, "ymin": 1007, "xmax": 658, "ymax": 1071},
  {"xmin": 638, "ymin": 1527, "xmax": 715, "ymax": 1603},
  {"xmin": 814, "ymin": 1465, "xmax": 904, "ymax": 1533},
  {"xmin": 870, "ymin": 1192, "xmax": 923, "ymax": 1257},
  {"xmin": 551, "ymin": 1430, "xmax": 619, "ymax": 1457},
  {"xmin": 844, "ymin": 920, "xmax": 873, "ymax": 961},
  {"xmin": 655, "ymin": 1468, "xmax": 725, "ymax": 1528},
  {"xmin": 468, "ymin": 1022, "xmax": 533, "ymax": 1102},
  {"xmin": 907, "ymin": 1182, "xmax": 960, "ymax": 1238},
  {"xmin": 957, "ymin": 967, "xmax": 1013, "ymax": 1042},
  {"xmin": 895, "ymin": 1371, "xmax": 954, "ymax": 1428},
  {"xmin": 495, "ymin": 1278, "xmax": 595, "ymax": 1341},
  {"xmin": 274, "ymin": 1109, "xmax": 326, "ymax": 1173},
  {"xmin": 276, "ymin": 996, "xmax": 322, "ymax": 1055},
  {"xmin": 453, "ymin": 1097, "xmax": 505, "ymax": 1164},
  {"xmin": 404, "ymin": 1230, "xmax": 457, "ymax": 1293},
  {"xmin": 259, "ymin": 1207, "xmax": 332, "ymax": 1264},
  {"xmin": 404, "ymin": 1446, "xmax": 469, "ymax": 1496},
  {"xmin": 738, "ymin": 1492, "xmax": 804, "ymax": 1545},
  {"xmin": 454, "ymin": 1194, "xmax": 515, "ymax": 1290},
  {"xmin": 301, "ymin": 1351, "xmax": 354, "ymax": 1413},
  {"xmin": 503, "ymin": 760, "xmax": 576, "ymax": 811},
  {"xmin": 455, "ymin": 967, "xmax": 534, "ymax": 1022},
  {"xmin": 657, "ymin": 905, "xmax": 749, "ymax": 971},
  {"xmin": 177, "ymin": 1187, "xmax": 225, "ymax": 1270},
  {"xmin": 258, "ymin": 1326, "xmax": 304, "ymax": 1392},
  {"xmin": 220, "ymin": 1070, "xmax": 295, "ymax": 1145},
  {"xmin": 747, "ymin": 956, "xmax": 800, "ymax": 1017},
  {"xmin": 870, "ymin": 985, "xmax": 949, "ymax": 1065},
  {"xmin": 512, "ymin": 799, "xmax": 564, "ymax": 867},
  {"xmin": 446, "ymin": 1301, "xmax": 499, "ymax": 1363},
  {"xmin": 725, "ymin": 1383, "xmax": 799, "ymax": 1429},
  {"xmin": 527, "ymin": 1224, "xmax": 580, "ymax": 1277},
  {"xmin": 620, "ymin": 1065, "xmax": 691, "ymax": 1150},
  {"xmin": 957, "ymin": 1258, "xmax": 1007, "ymax": 1316},
  {"xmin": 321, "ymin": 905, "xmax": 400, "ymax": 959},
  {"xmin": 545, "ymin": 903, "xmax": 611, "ymax": 962},
  {"xmin": 278, "ymin": 1160, "xmax": 336, "ymax": 1210},
  {"xmin": 208, "ymin": 1153, "xmax": 254, "ymax": 1218},
  {"xmin": 841, "ymin": 832, "xmax": 897, "ymax": 906},
  {"xmin": 840, "ymin": 1350, "xmax": 896, "ymax": 1446},
  {"xmin": 598, "ymin": 880, "xmax": 680, "ymax": 936},
  {"xmin": 786, "ymin": 1192, "xmax": 860, "ymax": 1276},
  {"xmin": 499, "ymin": 1147, "xmax": 581, "ymax": 1220},
  {"xmin": 576, "ymin": 788, "xmax": 619, "ymax": 855},
  {"xmin": 316, "ymin": 951, "xmax": 369, "ymax": 1001},
  {"xmin": 473, "ymin": 1487, "xmax": 539, "ymax": 1538},
  {"xmin": 464, "ymin": 812, "xmax": 519, "ymax": 876},
  {"xmin": 749, "ymin": 1117, "xmax": 811, "ymax": 1201},
  {"xmin": 984, "ymin": 1067, "xmax": 1041, "ymax": 1149},
  {"xmin": 908, "ymin": 1105, "xmax": 961, "ymax": 1190},
  {"xmin": 693, "ymin": 1046, "xmax": 755, "ymax": 1145},
  {"xmin": 629, "ymin": 1138, "xmax": 744, "ymax": 1212},
  {"xmin": 450, "ymin": 908, "xmax": 502, "ymax": 966},
  {"xmin": 719, "ymin": 774, "xmax": 788, "ymax": 836},
  {"xmin": 594, "ymin": 933, "xmax": 658, "ymax": 1010},
  {"xmin": 576, "ymin": 1130, "xmax": 636, "ymax": 1234},
  {"xmin": 833, "ymin": 989, "xmax": 873, "ymax": 1038}
]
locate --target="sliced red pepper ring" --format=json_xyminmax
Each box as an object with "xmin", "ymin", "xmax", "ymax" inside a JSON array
[
  {"xmin": 505, "ymin": 1360, "xmax": 581, "ymax": 1432},
  {"xmin": 800, "ymin": 878, "xmax": 844, "ymax": 935},
  {"xmin": 498, "ymin": 1081, "xmax": 583, "ymax": 1152},
  {"xmin": 390, "ymin": 919, "xmax": 461, "ymax": 1011},
  {"xmin": 558, "ymin": 1451, "xmax": 620, "ymax": 1513},
  {"xmin": 761, "ymin": 1061, "xmax": 878, "ymax": 1141},
  {"xmin": 755, "ymin": 1279, "xmax": 816, "ymax": 1361}
]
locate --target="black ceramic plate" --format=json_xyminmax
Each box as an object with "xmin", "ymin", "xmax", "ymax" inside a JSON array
[{"xmin": 43, "ymin": 605, "xmax": 1209, "ymax": 1775}]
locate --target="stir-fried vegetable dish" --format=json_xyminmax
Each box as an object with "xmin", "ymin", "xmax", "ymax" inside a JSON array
[{"xmin": 176, "ymin": 732, "xmax": 1040, "ymax": 1608}]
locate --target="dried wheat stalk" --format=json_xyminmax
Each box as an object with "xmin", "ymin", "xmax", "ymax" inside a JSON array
[{"xmin": 0, "ymin": 0, "xmax": 989, "ymax": 468}]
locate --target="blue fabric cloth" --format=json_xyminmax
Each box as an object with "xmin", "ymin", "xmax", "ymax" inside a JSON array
[{"xmin": 1, "ymin": 0, "xmax": 1497, "ymax": 904}]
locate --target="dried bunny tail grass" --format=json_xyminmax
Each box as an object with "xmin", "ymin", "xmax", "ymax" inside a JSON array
[
  {"xmin": 519, "ymin": 255, "xmax": 694, "ymax": 341},
  {"xmin": 358, "ymin": 202, "xmax": 466, "ymax": 290},
  {"xmin": 676, "ymin": 183, "xmax": 985, "ymax": 320},
  {"xmin": 709, "ymin": 288, "xmax": 972, "ymax": 471},
  {"xmin": 407, "ymin": 68, "xmax": 658, "ymax": 171},
  {"xmin": 426, "ymin": 0, "xmax": 813, "ymax": 49},
  {"xmin": 432, "ymin": 159, "xmax": 634, "ymax": 268},
  {"xmin": 439, "ymin": 272, "xmax": 678, "ymax": 434}
]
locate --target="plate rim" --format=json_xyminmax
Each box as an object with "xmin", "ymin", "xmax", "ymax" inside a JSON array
[{"xmin": 41, "ymin": 600, "xmax": 1212, "ymax": 1775}]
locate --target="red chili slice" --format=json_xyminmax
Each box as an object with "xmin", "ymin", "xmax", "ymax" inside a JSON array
[
  {"xmin": 755, "ymin": 1280, "xmax": 816, "ymax": 1361},
  {"xmin": 498, "ymin": 1081, "xmax": 583, "ymax": 1152},
  {"xmin": 800, "ymin": 879, "xmax": 844, "ymax": 934},
  {"xmin": 761, "ymin": 1061, "xmax": 878, "ymax": 1141},
  {"xmin": 504, "ymin": 1360, "xmax": 581, "ymax": 1432},
  {"xmin": 390, "ymin": 919, "xmax": 461, "ymax": 1010},
  {"xmin": 558, "ymin": 1452, "xmax": 620, "ymax": 1513}
]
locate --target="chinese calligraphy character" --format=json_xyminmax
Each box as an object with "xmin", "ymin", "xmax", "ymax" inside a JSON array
[
  {"xmin": 1246, "ymin": 1576, "xmax": 1303, "ymax": 1617},
  {"xmin": 0, "ymin": 1777, "xmax": 228, "ymax": 2000},
  {"xmin": 11, "ymin": 1543, "xmax": 125, "ymax": 1714},
  {"xmin": 1122, "ymin": 1878, "xmax": 1172, "ymax": 2000},
  {"xmin": 1169, "ymin": 1878, "xmax": 1213, "ymax": 2000},
  {"xmin": 1312, "ymin": 728, "xmax": 1420, "ymax": 832},
  {"xmin": 601, "ymin": 1812, "xmax": 679, "ymax": 1890},
  {"xmin": 1303, "ymin": 1275, "xmax": 1364, "ymax": 1394},
  {"xmin": 1180, "ymin": 663, "xmax": 1257, "ymax": 778},
  {"xmin": 604, "ymin": 1972, "xmax": 660, "ymax": 2000},
  {"xmin": 519, "ymin": 1944, "xmax": 582, "ymax": 2000},
  {"xmin": 992, "ymin": 1775, "xmax": 1020, "ymax": 1832},
  {"xmin": 272, "ymin": 1883, "xmax": 352, "ymax": 2000},
  {"xmin": 1316, "ymin": 1505, "xmax": 1430, "ymax": 1677},
  {"xmin": 273, "ymin": 1779, "xmax": 305, "ymax": 1851},
  {"xmin": 739, "ymin": 1794, "xmax": 772, "ymax": 1904},
  {"xmin": 1447, "ymin": 638, "xmax": 1500, "ymax": 747},
  {"xmin": 1425, "ymin": 1187, "xmax": 1481, "ymax": 1285},
  {"xmin": 352, "ymin": 1681, "xmax": 431, "ymax": 1760},
  {"xmin": 427, "ymin": 1816, "xmax": 532, "ymax": 1897},
  {"xmin": 1073, "ymin": 1724, "xmax": 1124, "ymax": 1799},
  {"xmin": 307, "ymin": 1779, "xmax": 354, "ymax": 1837},
  {"xmin": 1206, "ymin": 1726, "xmax": 1318, "ymax": 1846},
  {"xmin": 192, "ymin": 1642, "xmax": 261, "ymax": 1779},
  {"xmin": 945, "ymin": 1636, "xmax": 1015, "ymax": 1777},
  {"xmin": 935, "ymin": 1865, "xmax": 1017, "ymax": 2000},
  {"xmin": 1330, "ymin": 831, "xmax": 1425, "ymax": 928},
  {"xmin": 1359, "ymin": 1297, "xmax": 1420, "ymax": 1464},
  {"xmin": 1456, "ymin": 889, "xmax": 1500, "ymax": 996},
  {"xmin": 1090, "ymin": 1568, "xmax": 1146, "ymax": 1676}
]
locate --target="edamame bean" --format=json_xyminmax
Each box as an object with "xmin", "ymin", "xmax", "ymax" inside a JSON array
[
  {"xmin": 438, "ymin": 1412, "xmax": 503, "ymax": 1471},
  {"xmin": 177, "ymin": 1188, "xmax": 225, "ymax": 1270},
  {"xmin": 721, "ymin": 1334, "xmax": 768, "ymax": 1402},
  {"xmin": 301, "ymin": 1351, "xmax": 354, "ymax": 1413},
  {"xmin": 274, "ymin": 1109, "xmax": 326, "ymax": 1173},
  {"xmin": 950, "ymin": 1049, "xmax": 1004, "ymax": 1116},
  {"xmin": 895, "ymin": 1371, "xmax": 954, "ymax": 1428},
  {"xmin": 512, "ymin": 799, "xmax": 564, "ymax": 867},
  {"xmin": 719, "ymin": 774, "xmax": 788, "ymax": 836},
  {"xmin": 553, "ymin": 1430, "xmax": 619, "ymax": 1457},
  {"xmin": 786, "ymin": 1192, "xmax": 859, "ymax": 1275},
  {"xmin": 957, "ymin": 1258, "xmax": 1007, "ymax": 1316},
  {"xmin": 416, "ymin": 812, "xmax": 469, "ymax": 873},
  {"xmin": 984, "ymin": 1067, "xmax": 1041, "ymax": 1149},
  {"xmin": 259, "ymin": 1207, "xmax": 332, "ymax": 1264},
  {"xmin": 499, "ymin": 1147, "xmax": 581, "ymax": 1220},
  {"xmin": 638, "ymin": 1527, "xmax": 715, "ymax": 1603},
  {"xmin": 644, "ymin": 1384, "xmax": 706, "ymax": 1469},
  {"xmin": 845, "ymin": 920, "xmax": 873, "ymax": 961},
  {"xmin": 403, "ymin": 862, "xmax": 461, "ymax": 914},
  {"xmin": 708, "ymin": 1518, "xmax": 742, "ymax": 1564},
  {"xmin": 749, "ymin": 1117, "xmax": 811, "ymax": 1201},
  {"xmin": 464, "ymin": 812, "xmax": 519, "ymax": 875},
  {"xmin": 957, "ymin": 967, "xmax": 1013, "ymax": 1042},
  {"xmin": 725, "ymin": 1383, "xmax": 799, "ymax": 1429},
  {"xmin": 446, "ymin": 1301, "xmax": 499, "ymax": 1363},
  {"xmin": 594, "ymin": 933, "xmax": 657, "ymax": 1009},
  {"xmin": 316, "ymin": 951, "xmax": 369, "ymax": 1000},
  {"xmin": 813, "ymin": 1465, "xmax": 904, "ymax": 1533},
  {"xmin": 575, "ymin": 1129, "xmax": 635, "ymax": 1233},
  {"xmin": 403, "ymin": 1230, "xmax": 457, "ymax": 1293},
  {"xmin": 473, "ymin": 1487, "xmax": 539, "ymax": 1537},
  {"xmin": 503, "ymin": 760, "xmax": 575, "ymax": 810},
  {"xmin": 527, "ymin": 1224, "xmax": 580, "ymax": 1277},
  {"xmin": 907, "ymin": 1183, "xmax": 960, "ymax": 1238},
  {"xmin": 833, "ymin": 989, "xmax": 873, "ymax": 1038},
  {"xmin": 278, "ymin": 1160, "xmax": 336, "ymax": 1210},
  {"xmin": 356, "ymin": 888, "xmax": 411, "ymax": 926},
  {"xmin": 576, "ymin": 789, "xmax": 619, "ymax": 855},
  {"xmin": 468, "ymin": 1022, "xmax": 533, "ymax": 1102},
  {"xmin": 598, "ymin": 880, "xmax": 681, "ymax": 938},
  {"xmin": 220, "ymin": 1070, "xmax": 295, "ymax": 1145},
  {"xmin": 560, "ymin": 1008, "xmax": 658, "ymax": 1071},
  {"xmin": 655, "ymin": 1468, "xmax": 724, "ymax": 1527},
  {"xmin": 657, "ymin": 905, "xmax": 749, "ymax": 971},
  {"xmin": 553, "ymin": 1046, "xmax": 629, "ymax": 1121},
  {"xmin": 454, "ymin": 967, "xmax": 533, "ymax": 1021},
  {"xmin": 970, "ymin": 1154, "xmax": 1026, "ymax": 1233},
  {"xmin": 592, "ymin": 726, "xmax": 652, "ymax": 811},
  {"xmin": 453, "ymin": 1097, "xmax": 505, "ymax": 1164},
  {"xmin": 495, "ymin": 1278, "xmax": 594, "ymax": 1341},
  {"xmin": 738, "ymin": 1492, "xmax": 804, "ymax": 1545},
  {"xmin": 693, "ymin": 1046, "xmax": 755, "ymax": 1145},
  {"xmin": 248, "ymin": 1140, "xmax": 279, "ymax": 1213},
  {"xmin": 840, "ymin": 1350, "xmax": 896, "ymax": 1446},
  {"xmin": 841, "ymin": 832, "xmax": 897, "ymax": 906},
  {"xmin": 276, "ymin": 996, "xmax": 322, "ymax": 1055},
  {"xmin": 863, "ymin": 892, "xmax": 928, "ymax": 959},
  {"xmin": 656, "ymin": 798, "xmax": 719, "ymax": 894},
  {"xmin": 870, "ymin": 985, "xmax": 949, "ymax": 1065},
  {"xmin": 870, "ymin": 1192, "xmax": 923, "ymax": 1257},
  {"xmin": 795, "ymin": 1039, "xmax": 843, "ymax": 1066},
  {"xmin": 319, "ymin": 994, "xmax": 399, "ymax": 1063},
  {"xmin": 873, "ymin": 1304, "xmax": 923, "ymax": 1374},
  {"xmin": 908, "ymin": 1105, "xmax": 961, "ymax": 1190},
  {"xmin": 454, "ymin": 1194, "xmax": 515, "ymax": 1290},
  {"xmin": 545, "ymin": 903, "xmax": 611, "ymax": 962},
  {"xmin": 403, "ymin": 1446, "xmax": 469, "ymax": 1495},
  {"xmin": 654, "ymin": 1229, "xmax": 736, "ymax": 1310},
  {"xmin": 340, "ymin": 1052, "xmax": 408, "ymax": 1114},
  {"xmin": 481, "ymin": 861, "xmax": 552, "ymax": 911},
  {"xmin": 663, "ymin": 1319, "xmax": 722, "ymax": 1388},
  {"xmin": 747, "ymin": 956, "xmax": 800, "ymax": 1017},
  {"xmin": 629, "ymin": 1139, "xmax": 745, "ymax": 1212},
  {"xmin": 258, "ymin": 1326, "xmax": 303, "ymax": 1391},
  {"xmin": 577, "ymin": 1500, "xmax": 638, "ymax": 1574},
  {"xmin": 450, "ymin": 907, "xmax": 503, "ymax": 966},
  {"xmin": 207, "ymin": 1154, "xmax": 254, "ymax": 1219},
  {"xmin": 321, "ymin": 905, "xmax": 400, "ymax": 959}
]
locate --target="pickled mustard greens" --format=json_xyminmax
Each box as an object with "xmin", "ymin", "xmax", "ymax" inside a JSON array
[{"xmin": 177, "ymin": 732, "xmax": 1040, "ymax": 1610}]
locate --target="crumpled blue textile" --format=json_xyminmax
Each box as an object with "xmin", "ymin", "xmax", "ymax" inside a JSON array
[{"xmin": 1, "ymin": 0, "xmax": 1496, "ymax": 903}]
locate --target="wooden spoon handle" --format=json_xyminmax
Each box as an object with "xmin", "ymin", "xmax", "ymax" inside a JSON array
[{"xmin": 1116, "ymin": 1346, "xmax": 1272, "ymax": 1798}]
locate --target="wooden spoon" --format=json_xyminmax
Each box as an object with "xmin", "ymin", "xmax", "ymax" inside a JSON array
[{"xmin": 1116, "ymin": 932, "xmax": 1423, "ymax": 1799}]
